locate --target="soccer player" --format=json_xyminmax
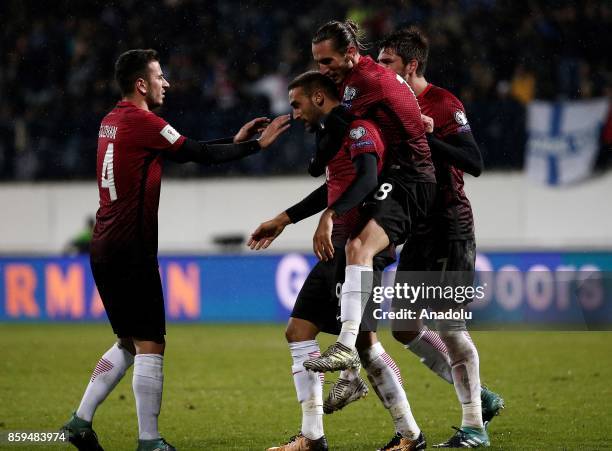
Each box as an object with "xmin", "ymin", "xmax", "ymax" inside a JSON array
[
  {"xmin": 248, "ymin": 71, "xmax": 425, "ymax": 451},
  {"xmin": 303, "ymin": 20, "xmax": 438, "ymax": 375},
  {"xmin": 60, "ymin": 49, "xmax": 289, "ymax": 451},
  {"xmin": 376, "ymin": 28, "xmax": 503, "ymax": 448}
]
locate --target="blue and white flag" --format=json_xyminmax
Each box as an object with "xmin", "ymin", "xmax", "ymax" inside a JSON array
[{"xmin": 526, "ymin": 98, "xmax": 608, "ymax": 185}]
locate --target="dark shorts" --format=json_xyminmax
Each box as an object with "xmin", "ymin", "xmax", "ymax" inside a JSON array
[
  {"xmin": 291, "ymin": 247, "xmax": 395, "ymax": 335},
  {"xmin": 90, "ymin": 258, "xmax": 166, "ymax": 341},
  {"xmin": 398, "ymin": 234, "xmax": 476, "ymax": 273},
  {"xmin": 393, "ymin": 235, "xmax": 477, "ymax": 317},
  {"xmin": 362, "ymin": 169, "xmax": 436, "ymax": 246}
]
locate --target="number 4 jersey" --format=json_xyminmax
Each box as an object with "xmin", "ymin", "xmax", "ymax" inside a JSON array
[{"xmin": 91, "ymin": 101, "xmax": 186, "ymax": 263}]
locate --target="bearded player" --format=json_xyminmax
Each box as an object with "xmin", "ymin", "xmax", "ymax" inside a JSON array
[
  {"xmin": 248, "ymin": 71, "xmax": 426, "ymax": 451},
  {"xmin": 303, "ymin": 21, "xmax": 438, "ymax": 380},
  {"xmin": 60, "ymin": 49, "xmax": 289, "ymax": 451}
]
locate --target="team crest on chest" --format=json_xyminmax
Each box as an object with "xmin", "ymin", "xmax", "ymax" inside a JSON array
[{"xmin": 349, "ymin": 126, "xmax": 366, "ymax": 140}]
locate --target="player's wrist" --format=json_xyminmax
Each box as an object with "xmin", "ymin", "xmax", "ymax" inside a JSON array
[
  {"xmin": 277, "ymin": 211, "xmax": 292, "ymax": 226},
  {"xmin": 324, "ymin": 208, "xmax": 337, "ymax": 219}
]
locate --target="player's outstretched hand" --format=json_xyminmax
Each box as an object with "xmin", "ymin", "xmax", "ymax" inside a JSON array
[
  {"xmin": 421, "ymin": 114, "xmax": 434, "ymax": 133},
  {"xmin": 313, "ymin": 209, "xmax": 335, "ymax": 261},
  {"xmin": 247, "ymin": 212, "xmax": 291, "ymax": 250},
  {"xmin": 234, "ymin": 117, "xmax": 271, "ymax": 143},
  {"xmin": 258, "ymin": 114, "xmax": 291, "ymax": 149}
]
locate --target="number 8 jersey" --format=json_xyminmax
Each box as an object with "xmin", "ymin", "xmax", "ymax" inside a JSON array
[{"xmin": 92, "ymin": 100, "xmax": 186, "ymax": 263}]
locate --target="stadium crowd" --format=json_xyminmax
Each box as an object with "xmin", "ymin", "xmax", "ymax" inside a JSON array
[{"xmin": 1, "ymin": 0, "xmax": 611, "ymax": 180}]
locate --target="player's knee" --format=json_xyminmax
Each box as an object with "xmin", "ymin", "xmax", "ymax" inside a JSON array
[
  {"xmin": 346, "ymin": 239, "xmax": 371, "ymax": 265},
  {"xmin": 285, "ymin": 318, "xmax": 318, "ymax": 342},
  {"xmin": 285, "ymin": 326, "xmax": 317, "ymax": 343},
  {"xmin": 117, "ymin": 337, "xmax": 136, "ymax": 355},
  {"xmin": 439, "ymin": 329, "xmax": 476, "ymax": 363},
  {"xmin": 284, "ymin": 326, "xmax": 298, "ymax": 343},
  {"xmin": 133, "ymin": 336, "xmax": 166, "ymax": 355},
  {"xmin": 285, "ymin": 323, "xmax": 306, "ymax": 342},
  {"xmin": 392, "ymin": 329, "xmax": 419, "ymax": 345}
]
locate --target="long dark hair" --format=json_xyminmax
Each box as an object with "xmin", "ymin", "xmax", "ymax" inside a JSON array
[{"xmin": 312, "ymin": 20, "xmax": 368, "ymax": 53}]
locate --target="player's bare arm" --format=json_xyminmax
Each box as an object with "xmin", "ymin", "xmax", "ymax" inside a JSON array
[
  {"xmin": 312, "ymin": 209, "xmax": 335, "ymax": 261},
  {"xmin": 248, "ymin": 212, "xmax": 291, "ymax": 250}
]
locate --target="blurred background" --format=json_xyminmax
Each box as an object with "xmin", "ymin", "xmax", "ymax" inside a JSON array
[
  {"xmin": 1, "ymin": 0, "xmax": 611, "ymax": 325},
  {"xmin": 1, "ymin": 0, "xmax": 611, "ymax": 180}
]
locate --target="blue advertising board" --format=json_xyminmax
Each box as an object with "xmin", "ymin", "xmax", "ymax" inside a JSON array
[{"xmin": 1, "ymin": 252, "xmax": 611, "ymax": 328}]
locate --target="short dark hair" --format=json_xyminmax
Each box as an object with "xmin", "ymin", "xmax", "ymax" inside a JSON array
[
  {"xmin": 312, "ymin": 19, "xmax": 367, "ymax": 53},
  {"xmin": 288, "ymin": 71, "xmax": 340, "ymax": 100},
  {"xmin": 114, "ymin": 49, "xmax": 159, "ymax": 96},
  {"xmin": 379, "ymin": 27, "xmax": 429, "ymax": 76}
]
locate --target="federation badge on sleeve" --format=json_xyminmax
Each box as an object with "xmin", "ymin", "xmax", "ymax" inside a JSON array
[
  {"xmin": 349, "ymin": 126, "xmax": 366, "ymax": 140},
  {"xmin": 343, "ymin": 86, "xmax": 357, "ymax": 102},
  {"xmin": 454, "ymin": 110, "xmax": 468, "ymax": 126},
  {"xmin": 160, "ymin": 124, "xmax": 181, "ymax": 144}
]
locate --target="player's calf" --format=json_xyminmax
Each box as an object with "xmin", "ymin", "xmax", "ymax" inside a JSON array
[
  {"xmin": 133, "ymin": 354, "xmax": 166, "ymax": 443},
  {"xmin": 440, "ymin": 329, "xmax": 484, "ymax": 431},
  {"xmin": 289, "ymin": 340, "xmax": 325, "ymax": 442},
  {"xmin": 362, "ymin": 343, "xmax": 421, "ymax": 441},
  {"xmin": 393, "ymin": 325, "xmax": 454, "ymax": 384},
  {"xmin": 395, "ymin": 326, "xmax": 504, "ymax": 426}
]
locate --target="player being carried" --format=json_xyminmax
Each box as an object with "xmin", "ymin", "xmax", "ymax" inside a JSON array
[
  {"xmin": 248, "ymin": 71, "xmax": 425, "ymax": 451},
  {"xmin": 301, "ymin": 20, "xmax": 438, "ymax": 379},
  {"xmin": 60, "ymin": 49, "xmax": 289, "ymax": 451}
]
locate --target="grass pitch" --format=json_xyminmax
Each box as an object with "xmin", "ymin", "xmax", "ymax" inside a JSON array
[{"xmin": 1, "ymin": 324, "xmax": 611, "ymax": 450}]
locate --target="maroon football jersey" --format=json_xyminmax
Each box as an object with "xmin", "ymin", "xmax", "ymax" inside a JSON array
[
  {"xmin": 326, "ymin": 119, "xmax": 385, "ymax": 246},
  {"xmin": 339, "ymin": 56, "xmax": 435, "ymax": 183},
  {"xmin": 91, "ymin": 101, "xmax": 186, "ymax": 262},
  {"xmin": 417, "ymin": 84, "xmax": 474, "ymax": 238}
]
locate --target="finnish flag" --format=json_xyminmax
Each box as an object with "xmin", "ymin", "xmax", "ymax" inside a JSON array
[{"xmin": 526, "ymin": 98, "xmax": 608, "ymax": 186}]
